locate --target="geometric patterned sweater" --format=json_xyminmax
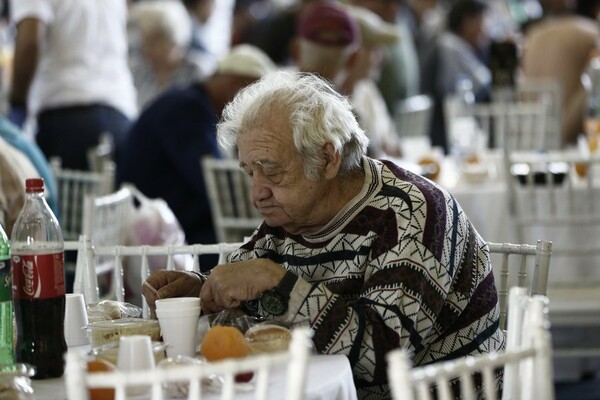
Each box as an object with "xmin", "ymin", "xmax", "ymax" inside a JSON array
[{"xmin": 228, "ymin": 157, "xmax": 506, "ymax": 399}]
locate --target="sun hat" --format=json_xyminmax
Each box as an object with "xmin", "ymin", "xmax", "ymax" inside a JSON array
[
  {"xmin": 340, "ymin": 4, "xmax": 401, "ymax": 46},
  {"xmin": 215, "ymin": 44, "xmax": 277, "ymax": 79},
  {"xmin": 297, "ymin": 2, "xmax": 360, "ymax": 47}
]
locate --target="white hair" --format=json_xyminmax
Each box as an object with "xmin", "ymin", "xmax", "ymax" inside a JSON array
[
  {"xmin": 217, "ymin": 70, "xmax": 369, "ymax": 180},
  {"xmin": 131, "ymin": 0, "xmax": 192, "ymax": 48}
]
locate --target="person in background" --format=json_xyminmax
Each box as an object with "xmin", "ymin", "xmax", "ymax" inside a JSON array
[
  {"xmin": 291, "ymin": 2, "xmax": 401, "ymax": 158},
  {"xmin": 117, "ymin": 45, "xmax": 276, "ymax": 264},
  {"xmin": 428, "ymin": 0, "xmax": 491, "ymax": 152},
  {"xmin": 142, "ymin": 70, "xmax": 506, "ymax": 399},
  {"xmin": 520, "ymin": 2, "xmax": 600, "ymax": 146},
  {"xmin": 0, "ymin": 116, "xmax": 58, "ymax": 217},
  {"xmin": 8, "ymin": 0, "xmax": 136, "ymax": 171},
  {"xmin": 129, "ymin": 0, "xmax": 206, "ymax": 111},
  {"xmin": 349, "ymin": 0, "xmax": 421, "ymax": 116},
  {"xmin": 0, "ymin": 135, "xmax": 40, "ymax": 236}
]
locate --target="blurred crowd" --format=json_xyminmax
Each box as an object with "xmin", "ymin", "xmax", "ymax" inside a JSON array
[{"xmin": 1, "ymin": 0, "xmax": 600, "ymax": 244}]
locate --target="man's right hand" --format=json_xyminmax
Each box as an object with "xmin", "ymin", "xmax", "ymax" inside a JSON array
[{"xmin": 141, "ymin": 270, "xmax": 202, "ymax": 318}]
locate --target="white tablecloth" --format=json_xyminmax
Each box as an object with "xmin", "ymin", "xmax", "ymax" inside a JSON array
[{"xmin": 31, "ymin": 353, "xmax": 358, "ymax": 400}]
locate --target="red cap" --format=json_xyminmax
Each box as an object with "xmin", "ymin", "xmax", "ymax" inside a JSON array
[
  {"xmin": 25, "ymin": 178, "xmax": 44, "ymax": 193},
  {"xmin": 298, "ymin": 2, "xmax": 360, "ymax": 48}
]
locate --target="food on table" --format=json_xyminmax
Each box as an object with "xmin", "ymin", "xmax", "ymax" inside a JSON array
[
  {"xmin": 88, "ymin": 318, "xmax": 161, "ymax": 347},
  {"xmin": 87, "ymin": 359, "xmax": 116, "ymax": 400},
  {"xmin": 200, "ymin": 325, "xmax": 252, "ymax": 383},
  {"xmin": 417, "ymin": 155, "xmax": 441, "ymax": 181},
  {"xmin": 200, "ymin": 325, "xmax": 249, "ymax": 361},
  {"xmin": 245, "ymin": 324, "xmax": 292, "ymax": 355}
]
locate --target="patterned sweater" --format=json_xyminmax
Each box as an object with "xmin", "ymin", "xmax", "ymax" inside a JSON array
[{"xmin": 229, "ymin": 157, "xmax": 506, "ymax": 399}]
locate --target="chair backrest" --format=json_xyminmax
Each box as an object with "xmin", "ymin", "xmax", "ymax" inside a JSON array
[
  {"xmin": 51, "ymin": 157, "xmax": 115, "ymax": 241},
  {"xmin": 394, "ymin": 94, "xmax": 433, "ymax": 140},
  {"xmin": 65, "ymin": 326, "xmax": 313, "ymax": 400},
  {"xmin": 202, "ymin": 156, "xmax": 263, "ymax": 242},
  {"xmin": 487, "ymin": 240, "xmax": 552, "ymax": 330},
  {"xmin": 386, "ymin": 287, "xmax": 554, "ymax": 400},
  {"xmin": 504, "ymin": 151, "xmax": 600, "ymax": 256},
  {"xmin": 87, "ymin": 132, "xmax": 115, "ymax": 173},
  {"xmin": 493, "ymin": 78, "xmax": 563, "ymax": 151},
  {"xmin": 444, "ymin": 99, "xmax": 551, "ymax": 154},
  {"xmin": 65, "ymin": 236, "xmax": 243, "ymax": 317}
]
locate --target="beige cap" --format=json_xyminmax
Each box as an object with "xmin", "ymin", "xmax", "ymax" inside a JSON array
[
  {"xmin": 340, "ymin": 4, "xmax": 401, "ymax": 46},
  {"xmin": 215, "ymin": 44, "xmax": 277, "ymax": 79}
]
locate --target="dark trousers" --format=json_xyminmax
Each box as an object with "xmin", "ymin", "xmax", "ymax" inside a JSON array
[{"xmin": 36, "ymin": 104, "xmax": 131, "ymax": 171}]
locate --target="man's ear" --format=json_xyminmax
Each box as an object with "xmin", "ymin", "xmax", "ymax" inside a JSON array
[{"xmin": 322, "ymin": 142, "xmax": 341, "ymax": 180}]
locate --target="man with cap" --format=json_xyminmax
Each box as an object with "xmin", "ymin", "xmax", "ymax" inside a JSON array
[
  {"xmin": 117, "ymin": 45, "xmax": 276, "ymax": 260},
  {"xmin": 292, "ymin": 2, "xmax": 402, "ymax": 157}
]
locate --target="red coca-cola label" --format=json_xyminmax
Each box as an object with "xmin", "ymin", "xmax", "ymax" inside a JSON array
[{"xmin": 12, "ymin": 252, "xmax": 65, "ymax": 299}]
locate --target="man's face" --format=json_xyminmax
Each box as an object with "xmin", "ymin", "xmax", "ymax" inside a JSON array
[{"xmin": 237, "ymin": 113, "xmax": 329, "ymax": 235}]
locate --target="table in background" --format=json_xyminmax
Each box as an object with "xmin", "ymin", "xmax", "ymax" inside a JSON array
[{"xmin": 32, "ymin": 353, "xmax": 358, "ymax": 400}]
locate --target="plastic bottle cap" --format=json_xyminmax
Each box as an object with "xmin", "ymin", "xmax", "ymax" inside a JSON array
[{"xmin": 25, "ymin": 178, "xmax": 45, "ymax": 193}]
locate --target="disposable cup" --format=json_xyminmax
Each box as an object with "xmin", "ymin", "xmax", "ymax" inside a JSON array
[
  {"xmin": 155, "ymin": 307, "xmax": 201, "ymax": 319},
  {"xmin": 155, "ymin": 297, "xmax": 200, "ymax": 312},
  {"xmin": 156, "ymin": 307, "xmax": 201, "ymax": 358},
  {"xmin": 117, "ymin": 335, "xmax": 155, "ymax": 396},
  {"xmin": 64, "ymin": 293, "xmax": 89, "ymax": 347},
  {"xmin": 117, "ymin": 335, "xmax": 155, "ymax": 371}
]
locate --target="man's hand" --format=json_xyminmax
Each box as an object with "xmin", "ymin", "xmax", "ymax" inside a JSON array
[
  {"xmin": 141, "ymin": 270, "xmax": 202, "ymax": 318},
  {"xmin": 200, "ymin": 259, "xmax": 286, "ymax": 314}
]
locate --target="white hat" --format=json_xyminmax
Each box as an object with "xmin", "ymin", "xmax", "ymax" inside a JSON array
[
  {"xmin": 340, "ymin": 4, "xmax": 401, "ymax": 46},
  {"xmin": 215, "ymin": 45, "xmax": 277, "ymax": 79}
]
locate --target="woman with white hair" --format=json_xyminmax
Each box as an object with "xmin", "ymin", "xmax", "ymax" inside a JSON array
[
  {"xmin": 143, "ymin": 70, "xmax": 505, "ymax": 399},
  {"xmin": 129, "ymin": 0, "xmax": 205, "ymax": 110}
]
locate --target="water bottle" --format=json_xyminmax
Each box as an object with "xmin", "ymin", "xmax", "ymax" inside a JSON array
[
  {"xmin": 582, "ymin": 49, "xmax": 600, "ymax": 141},
  {"xmin": 449, "ymin": 75, "xmax": 479, "ymax": 159},
  {"xmin": 0, "ymin": 223, "xmax": 13, "ymax": 367},
  {"xmin": 11, "ymin": 178, "xmax": 66, "ymax": 379}
]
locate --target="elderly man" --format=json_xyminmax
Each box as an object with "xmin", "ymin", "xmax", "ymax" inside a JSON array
[{"xmin": 142, "ymin": 71, "xmax": 505, "ymax": 399}]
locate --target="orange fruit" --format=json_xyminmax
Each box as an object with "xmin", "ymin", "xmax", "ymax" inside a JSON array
[
  {"xmin": 200, "ymin": 325, "xmax": 249, "ymax": 362},
  {"xmin": 87, "ymin": 359, "xmax": 116, "ymax": 400}
]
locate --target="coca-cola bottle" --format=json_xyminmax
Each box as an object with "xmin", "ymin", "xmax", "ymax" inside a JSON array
[{"xmin": 11, "ymin": 178, "xmax": 66, "ymax": 379}]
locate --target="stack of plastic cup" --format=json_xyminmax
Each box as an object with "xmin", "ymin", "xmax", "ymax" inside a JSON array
[
  {"xmin": 63, "ymin": 293, "xmax": 89, "ymax": 347},
  {"xmin": 155, "ymin": 297, "xmax": 201, "ymax": 358}
]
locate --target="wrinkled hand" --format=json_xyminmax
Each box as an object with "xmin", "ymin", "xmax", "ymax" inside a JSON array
[
  {"xmin": 200, "ymin": 259, "xmax": 286, "ymax": 314},
  {"xmin": 141, "ymin": 270, "xmax": 202, "ymax": 318}
]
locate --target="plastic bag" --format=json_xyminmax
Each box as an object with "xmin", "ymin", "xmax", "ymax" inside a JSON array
[
  {"xmin": 122, "ymin": 187, "xmax": 193, "ymax": 305},
  {"xmin": 87, "ymin": 300, "xmax": 143, "ymax": 322}
]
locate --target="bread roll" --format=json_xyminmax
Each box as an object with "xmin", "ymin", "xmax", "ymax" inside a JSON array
[{"xmin": 244, "ymin": 324, "xmax": 291, "ymax": 354}]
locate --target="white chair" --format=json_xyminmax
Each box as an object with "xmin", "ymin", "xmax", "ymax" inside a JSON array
[
  {"xmin": 444, "ymin": 99, "xmax": 551, "ymax": 154},
  {"xmin": 494, "ymin": 78, "xmax": 563, "ymax": 151},
  {"xmin": 65, "ymin": 236, "xmax": 243, "ymax": 317},
  {"xmin": 504, "ymin": 151, "xmax": 600, "ymax": 363},
  {"xmin": 202, "ymin": 156, "xmax": 263, "ymax": 242},
  {"xmin": 386, "ymin": 287, "xmax": 554, "ymax": 400},
  {"xmin": 51, "ymin": 157, "xmax": 115, "ymax": 241},
  {"xmin": 394, "ymin": 94, "xmax": 433, "ymax": 140},
  {"xmin": 65, "ymin": 326, "xmax": 313, "ymax": 400},
  {"xmin": 487, "ymin": 240, "xmax": 552, "ymax": 330},
  {"xmin": 87, "ymin": 132, "xmax": 115, "ymax": 173}
]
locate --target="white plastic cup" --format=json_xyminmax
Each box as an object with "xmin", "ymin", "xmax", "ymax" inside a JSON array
[
  {"xmin": 117, "ymin": 335, "xmax": 155, "ymax": 371},
  {"xmin": 64, "ymin": 293, "xmax": 89, "ymax": 347},
  {"xmin": 117, "ymin": 335, "xmax": 155, "ymax": 396},
  {"xmin": 155, "ymin": 297, "xmax": 200, "ymax": 312},
  {"xmin": 155, "ymin": 307, "xmax": 201, "ymax": 358}
]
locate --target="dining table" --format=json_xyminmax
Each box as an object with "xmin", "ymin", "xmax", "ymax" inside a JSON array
[{"xmin": 31, "ymin": 346, "xmax": 358, "ymax": 400}]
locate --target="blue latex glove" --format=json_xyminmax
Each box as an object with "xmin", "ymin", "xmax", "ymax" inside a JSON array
[{"xmin": 8, "ymin": 106, "xmax": 27, "ymax": 128}]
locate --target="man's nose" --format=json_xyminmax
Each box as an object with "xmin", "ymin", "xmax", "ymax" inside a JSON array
[{"xmin": 251, "ymin": 175, "xmax": 271, "ymax": 202}]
